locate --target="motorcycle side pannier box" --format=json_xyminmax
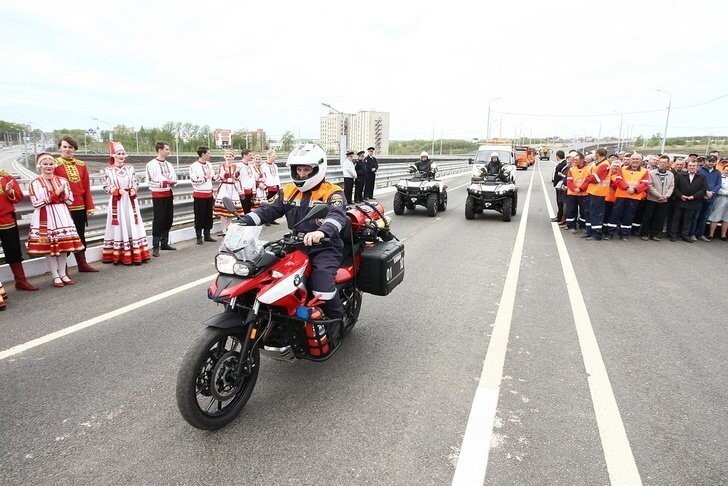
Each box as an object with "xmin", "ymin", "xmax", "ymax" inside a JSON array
[{"xmin": 356, "ymin": 241, "xmax": 405, "ymax": 296}]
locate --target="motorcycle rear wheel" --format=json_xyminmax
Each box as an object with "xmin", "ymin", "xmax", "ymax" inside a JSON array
[{"xmin": 176, "ymin": 327, "xmax": 260, "ymax": 430}]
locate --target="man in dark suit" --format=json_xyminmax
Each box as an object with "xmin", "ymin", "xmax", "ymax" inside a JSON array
[
  {"xmin": 363, "ymin": 146, "xmax": 378, "ymax": 199},
  {"xmin": 354, "ymin": 150, "xmax": 367, "ymax": 202},
  {"xmin": 670, "ymin": 160, "xmax": 707, "ymax": 242}
]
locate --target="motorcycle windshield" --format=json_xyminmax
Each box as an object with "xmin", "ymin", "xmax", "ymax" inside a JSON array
[{"xmin": 222, "ymin": 225, "xmax": 264, "ymax": 260}]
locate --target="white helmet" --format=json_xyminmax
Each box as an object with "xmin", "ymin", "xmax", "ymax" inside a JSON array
[
  {"xmin": 420, "ymin": 151, "xmax": 429, "ymax": 158},
  {"xmin": 286, "ymin": 143, "xmax": 327, "ymax": 192},
  {"xmin": 490, "ymin": 152, "xmax": 500, "ymax": 160}
]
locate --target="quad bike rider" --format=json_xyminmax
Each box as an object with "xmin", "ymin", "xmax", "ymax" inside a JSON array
[
  {"xmin": 465, "ymin": 152, "xmax": 518, "ymax": 222},
  {"xmin": 393, "ymin": 151, "xmax": 448, "ymax": 217}
]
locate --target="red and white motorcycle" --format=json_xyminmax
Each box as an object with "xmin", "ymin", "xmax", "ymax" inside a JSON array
[{"xmin": 176, "ymin": 198, "xmax": 405, "ymax": 429}]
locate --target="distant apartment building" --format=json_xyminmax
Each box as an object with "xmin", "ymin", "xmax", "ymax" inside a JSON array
[
  {"xmin": 213, "ymin": 129, "xmax": 232, "ymax": 148},
  {"xmin": 320, "ymin": 110, "xmax": 390, "ymax": 155}
]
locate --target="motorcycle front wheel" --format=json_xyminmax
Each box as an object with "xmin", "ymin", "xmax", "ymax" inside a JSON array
[{"xmin": 176, "ymin": 327, "xmax": 260, "ymax": 430}]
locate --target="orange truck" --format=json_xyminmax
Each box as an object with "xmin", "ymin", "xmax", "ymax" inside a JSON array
[{"xmin": 515, "ymin": 146, "xmax": 536, "ymax": 170}]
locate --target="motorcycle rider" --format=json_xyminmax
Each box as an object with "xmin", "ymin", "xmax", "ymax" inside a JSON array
[
  {"xmin": 415, "ymin": 151, "xmax": 433, "ymax": 174},
  {"xmin": 239, "ymin": 144, "xmax": 348, "ymax": 319}
]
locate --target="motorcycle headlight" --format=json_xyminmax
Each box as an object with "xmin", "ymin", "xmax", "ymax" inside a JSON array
[
  {"xmin": 233, "ymin": 262, "xmax": 250, "ymax": 276},
  {"xmin": 215, "ymin": 254, "xmax": 237, "ymax": 275}
]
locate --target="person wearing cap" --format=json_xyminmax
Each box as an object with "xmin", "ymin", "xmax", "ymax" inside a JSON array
[
  {"xmin": 354, "ymin": 150, "xmax": 366, "ymax": 203},
  {"xmin": 691, "ymin": 155, "xmax": 722, "ymax": 241},
  {"xmin": 551, "ymin": 150, "xmax": 568, "ymax": 225},
  {"xmin": 102, "ymin": 142, "xmax": 151, "ymax": 264},
  {"xmin": 0, "ymin": 167, "xmax": 38, "ymax": 290},
  {"xmin": 363, "ymin": 146, "xmax": 378, "ymax": 199},
  {"xmin": 189, "ymin": 146, "xmax": 217, "ymax": 245},
  {"xmin": 342, "ymin": 150, "xmax": 357, "ymax": 204},
  {"xmin": 27, "ymin": 153, "xmax": 85, "ymax": 287},
  {"xmin": 54, "ymin": 135, "xmax": 97, "ymax": 272},
  {"xmin": 564, "ymin": 152, "xmax": 591, "ymax": 234},
  {"xmin": 213, "ymin": 149, "xmax": 243, "ymax": 234},
  {"xmin": 146, "ymin": 141, "xmax": 178, "ymax": 257},
  {"xmin": 239, "ymin": 144, "xmax": 349, "ymax": 320}
]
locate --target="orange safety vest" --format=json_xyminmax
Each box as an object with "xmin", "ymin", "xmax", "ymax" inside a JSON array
[
  {"xmin": 587, "ymin": 160, "xmax": 611, "ymax": 197},
  {"xmin": 566, "ymin": 164, "xmax": 591, "ymax": 196},
  {"xmin": 615, "ymin": 167, "xmax": 649, "ymax": 200}
]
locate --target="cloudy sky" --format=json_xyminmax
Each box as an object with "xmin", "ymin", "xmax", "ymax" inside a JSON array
[{"xmin": 2, "ymin": 0, "xmax": 727, "ymax": 141}]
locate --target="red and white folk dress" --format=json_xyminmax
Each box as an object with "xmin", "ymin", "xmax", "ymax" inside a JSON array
[
  {"xmin": 214, "ymin": 164, "xmax": 243, "ymax": 218},
  {"xmin": 26, "ymin": 176, "xmax": 85, "ymax": 256},
  {"xmin": 102, "ymin": 164, "xmax": 151, "ymax": 265}
]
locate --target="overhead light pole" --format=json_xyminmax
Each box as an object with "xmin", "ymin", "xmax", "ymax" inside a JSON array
[
  {"xmin": 656, "ymin": 89, "xmax": 672, "ymax": 155},
  {"xmin": 486, "ymin": 97, "xmax": 501, "ymax": 142},
  {"xmin": 594, "ymin": 120, "xmax": 602, "ymax": 150}
]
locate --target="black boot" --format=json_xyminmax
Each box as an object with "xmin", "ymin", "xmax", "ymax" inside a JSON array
[
  {"xmin": 203, "ymin": 229, "xmax": 216, "ymax": 242},
  {"xmin": 152, "ymin": 236, "xmax": 161, "ymax": 257},
  {"xmin": 160, "ymin": 232, "xmax": 177, "ymax": 251},
  {"xmin": 196, "ymin": 229, "xmax": 203, "ymax": 245}
]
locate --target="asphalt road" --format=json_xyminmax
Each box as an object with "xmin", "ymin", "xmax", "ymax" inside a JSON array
[{"xmin": 1, "ymin": 164, "xmax": 726, "ymax": 485}]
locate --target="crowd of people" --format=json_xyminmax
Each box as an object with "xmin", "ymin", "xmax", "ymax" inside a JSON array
[
  {"xmin": 0, "ymin": 136, "xmax": 384, "ymax": 311},
  {"xmin": 551, "ymin": 148, "xmax": 728, "ymax": 242}
]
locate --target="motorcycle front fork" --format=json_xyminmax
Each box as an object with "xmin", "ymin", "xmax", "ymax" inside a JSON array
[{"xmin": 234, "ymin": 300, "xmax": 260, "ymax": 382}]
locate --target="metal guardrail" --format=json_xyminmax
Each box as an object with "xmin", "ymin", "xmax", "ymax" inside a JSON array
[{"xmin": 1, "ymin": 160, "xmax": 471, "ymax": 260}]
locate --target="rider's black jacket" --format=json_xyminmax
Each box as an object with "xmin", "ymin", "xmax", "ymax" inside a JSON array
[{"xmin": 415, "ymin": 158, "xmax": 432, "ymax": 174}]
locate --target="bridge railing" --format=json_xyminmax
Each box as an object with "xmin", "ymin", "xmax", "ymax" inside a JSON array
[{"xmin": 1, "ymin": 160, "xmax": 471, "ymax": 260}]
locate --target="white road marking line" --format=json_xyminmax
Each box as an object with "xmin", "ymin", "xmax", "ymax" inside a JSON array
[
  {"xmin": 452, "ymin": 168, "xmax": 536, "ymax": 485},
  {"xmin": 536, "ymin": 165, "xmax": 642, "ymax": 486},
  {"xmin": 0, "ymin": 274, "xmax": 217, "ymax": 361}
]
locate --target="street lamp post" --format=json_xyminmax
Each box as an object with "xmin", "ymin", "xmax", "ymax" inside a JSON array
[
  {"xmin": 657, "ymin": 89, "xmax": 672, "ymax": 155},
  {"xmin": 486, "ymin": 97, "xmax": 502, "ymax": 142},
  {"xmin": 321, "ymin": 102, "xmax": 347, "ymax": 159},
  {"xmin": 594, "ymin": 120, "xmax": 602, "ymax": 150}
]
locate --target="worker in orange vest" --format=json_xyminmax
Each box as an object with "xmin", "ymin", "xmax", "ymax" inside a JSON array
[
  {"xmin": 564, "ymin": 152, "xmax": 591, "ymax": 233},
  {"xmin": 584, "ymin": 148, "xmax": 610, "ymax": 240},
  {"xmin": 605, "ymin": 153, "xmax": 650, "ymax": 241}
]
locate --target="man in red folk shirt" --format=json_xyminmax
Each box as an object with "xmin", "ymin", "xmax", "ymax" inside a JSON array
[
  {"xmin": 54, "ymin": 135, "xmax": 98, "ymax": 272},
  {"xmin": 0, "ymin": 169, "xmax": 38, "ymax": 290}
]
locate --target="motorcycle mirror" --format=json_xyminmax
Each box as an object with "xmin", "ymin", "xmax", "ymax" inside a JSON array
[
  {"xmin": 468, "ymin": 157, "xmax": 473, "ymax": 164},
  {"xmin": 222, "ymin": 196, "xmax": 238, "ymax": 217},
  {"xmin": 294, "ymin": 202, "xmax": 329, "ymax": 228}
]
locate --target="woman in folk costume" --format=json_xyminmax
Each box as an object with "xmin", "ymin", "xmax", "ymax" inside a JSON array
[
  {"xmin": 26, "ymin": 153, "xmax": 85, "ymax": 287},
  {"xmin": 213, "ymin": 149, "xmax": 243, "ymax": 234},
  {"xmin": 236, "ymin": 150, "xmax": 256, "ymax": 214},
  {"xmin": 251, "ymin": 153, "xmax": 267, "ymax": 209},
  {"xmin": 102, "ymin": 142, "xmax": 151, "ymax": 265}
]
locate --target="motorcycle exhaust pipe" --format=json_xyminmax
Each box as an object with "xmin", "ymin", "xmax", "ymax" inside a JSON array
[{"xmin": 261, "ymin": 345, "xmax": 296, "ymax": 362}]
